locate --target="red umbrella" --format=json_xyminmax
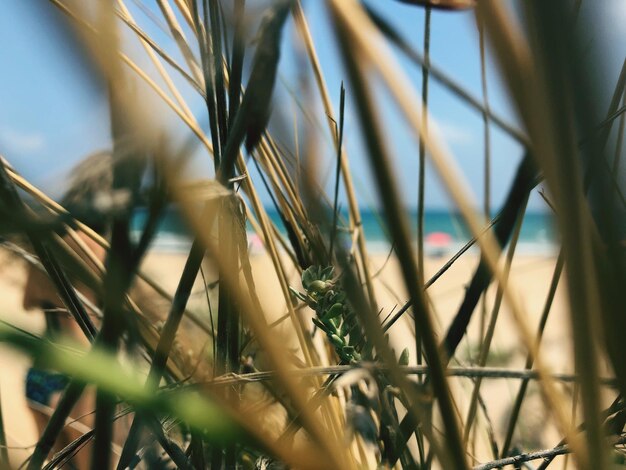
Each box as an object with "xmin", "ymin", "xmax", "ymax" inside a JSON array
[{"xmin": 425, "ymin": 232, "xmax": 453, "ymax": 246}]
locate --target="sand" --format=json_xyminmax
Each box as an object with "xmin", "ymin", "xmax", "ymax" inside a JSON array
[{"xmin": 0, "ymin": 245, "xmax": 586, "ymax": 467}]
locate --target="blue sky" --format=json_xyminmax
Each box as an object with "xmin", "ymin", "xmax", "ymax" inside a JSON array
[{"xmin": 0, "ymin": 0, "xmax": 624, "ymax": 212}]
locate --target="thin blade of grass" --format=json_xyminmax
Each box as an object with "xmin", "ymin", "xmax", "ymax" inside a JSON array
[
  {"xmin": 329, "ymin": 83, "xmax": 345, "ymax": 256},
  {"xmin": 116, "ymin": 214, "xmax": 216, "ymax": 468},
  {"xmin": 171, "ymin": 171, "xmax": 350, "ymax": 469},
  {"xmin": 478, "ymin": 3, "xmax": 610, "ymax": 468},
  {"xmin": 207, "ymin": 0, "xmax": 228, "ymax": 146},
  {"xmin": 501, "ymin": 251, "xmax": 565, "ymax": 457},
  {"xmin": 27, "ymin": 381, "xmax": 87, "ymax": 470},
  {"xmin": 417, "ymin": 5, "xmax": 430, "ymax": 282},
  {"xmin": 115, "ymin": 3, "xmax": 204, "ymax": 98},
  {"xmin": 0, "ymin": 326, "xmax": 322, "ymax": 470},
  {"xmin": 364, "ymin": 4, "xmax": 529, "ymax": 147},
  {"xmin": 292, "ymin": 1, "xmax": 379, "ymax": 312},
  {"xmin": 330, "ymin": 4, "xmax": 468, "ymax": 466},
  {"xmin": 0, "ymin": 161, "xmax": 97, "ymax": 341},
  {"xmin": 228, "ymin": 0, "xmax": 246, "ymax": 128},
  {"xmin": 155, "ymin": 0, "xmax": 205, "ymax": 85},
  {"xmin": 443, "ymin": 156, "xmax": 535, "ymax": 359},
  {"xmin": 192, "ymin": 0, "xmax": 223, "ymax": 166},
  {"xmin": 332, "ymin": 1, "xmax": 584, "ymax": 464},
  {"xmin": 462, "ymin": 194, "xmax": 527, "ymax": 445}
]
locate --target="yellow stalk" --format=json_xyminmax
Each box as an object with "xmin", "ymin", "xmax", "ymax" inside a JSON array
[
  {"xmin": 293, "ymin": 1, "xmax": 378, "ymax": 313},
  {"xmin": 171, "ymin": 0, "xmax": 196, "ymax": 35},
  {"xmin": 329, "ymin": 0, "xmax": 585, "ymax": 465},
  {"xmin": 155, "ymin": 0, "xmax": 204, "ymax": 85},
  {"xmin": 116, "ymin": 0, "xmax": 198, "ymax": 118},
  {"xmin": 170, "ymin": 174, "xmax": 353, "ymax": 470}
]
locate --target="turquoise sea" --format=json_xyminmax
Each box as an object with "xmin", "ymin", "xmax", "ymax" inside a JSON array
[{"xmin": 131, "ymin": 207, "xmax": 557, "ymax": 255}]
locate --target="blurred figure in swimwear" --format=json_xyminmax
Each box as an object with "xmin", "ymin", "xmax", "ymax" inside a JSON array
[{"xmin": 22, "ymin": 153, "xmax": 111, "ymax": 468}]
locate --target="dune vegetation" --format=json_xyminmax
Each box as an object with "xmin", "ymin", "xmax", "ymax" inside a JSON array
[{"xmin": 1, "ymin": 0, "xmax": 626, "ymax": 469}]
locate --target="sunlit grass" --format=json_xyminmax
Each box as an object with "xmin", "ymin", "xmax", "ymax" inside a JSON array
[{"xmin": 0, "ymin": 1, "xmax": 625, "ymax": 469}]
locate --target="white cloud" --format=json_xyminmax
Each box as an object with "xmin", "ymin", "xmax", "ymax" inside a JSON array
[
  {"xmin": 434, "ymin": 120, "xmax": 474, "ymax": 146},
  {"xmin": 0, "ymin": 127, "xmax": 45, "ymax": 153}
]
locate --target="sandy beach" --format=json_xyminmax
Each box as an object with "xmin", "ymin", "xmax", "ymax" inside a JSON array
[{"xmin": 0, "ymin": 245, "xmax": 586, "ymax": 467}]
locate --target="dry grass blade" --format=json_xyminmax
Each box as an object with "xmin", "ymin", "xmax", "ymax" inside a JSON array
[
  {"xmin": 0, "ymin": 159, "xmax": 97, "ymax": 342},
  {"xmin": 477, "ymin": 2, "xmax": 612, "ymax": 468},
  {"xmin": 116, "ymin": 220, "xmax": 215, "ymax": 468},
  {"xmin": 416, "ymin": 6, "xmax": 431, "ymax": 382},
  {"xmin": 6, "ymin": 166, "xmax": 213, "ymax": 337},
  {"xmin": 237, "ymin": 156, "xmax": 311, "ymax": 345},
  {"xmin": 330, "ymin": 3, "xmax": 468, "ymax": 467},
  {"xmin": 49, "ymin": 0, "xmax": 214, "ymax": 154},
  {"xmin": 2, "ymin": 0, "xmax": 623, "ymax": 468},
  {"xmin": 115, "ymin": 2, "xmax": 205, "ymax": 99},
  {"xmin": 463, "ymin": 194, "xmax": 527, "ymax": 445},
  {"xmin": 199, "ymin": 365, "xmax": 618, "ymax": 387},
  {"xmin": 501, "ymin": 250, "xmax": 565, "ymax": 457},
  {"xmin": 156, "ymin": 0, "xmax": 205, "ymax": 85},
  {"xmin": 364, "ymin": 5, "xmax": 529, "ymax": 147},
  {"xmin": 474, "ymin": 434, "xmax": 626, "ymax": 470},
  {"xmin": 330, "ymin": 0, "xmax": 585, "ymax": 465},
  {"xmin": 172, "ymin": 0, "xmax": 197, "ymax": 33},
  {"xmin": 172, "ymin": 181, "xmax": 350, "ymax": 469},
  {"xmin": 292, "ymin": 1, "xmax": 379, "ymax": 312},
  {"xmin": 383, "ymin": 213, "xmax": 500, "ymax": 332}
]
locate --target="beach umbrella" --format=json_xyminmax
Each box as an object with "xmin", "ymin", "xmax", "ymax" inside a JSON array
[
  {"xmin": 425, "ymin": 231, "xmax": 452, "ymax": 257},
  {"xmin": 425, "ymin": 231, "xmax": 453, "ymax": 247}
]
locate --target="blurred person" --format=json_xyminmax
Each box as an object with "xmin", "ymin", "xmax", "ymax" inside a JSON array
[
  {"xmin": 21, "ymin": 152, "xmax": 190, "ymax": 468},
  {"xmin": 22, "ymin": 152, "xmax": 111, "ymax": 469}
]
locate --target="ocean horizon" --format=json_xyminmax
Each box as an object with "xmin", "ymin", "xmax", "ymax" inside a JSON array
[{"xmin": 131, "ymin": 207, "xmax": 558, "ymax": 256}]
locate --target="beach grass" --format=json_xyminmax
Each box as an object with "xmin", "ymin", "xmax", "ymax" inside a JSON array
[{"xmin": 0, "ymin": 0, "xmax": 625, "ymax": 469}]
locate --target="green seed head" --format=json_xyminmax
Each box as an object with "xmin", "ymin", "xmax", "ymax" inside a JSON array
[{"xmin": 308, "ymin": 279, "xmax": 330, "ymax": 294}]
